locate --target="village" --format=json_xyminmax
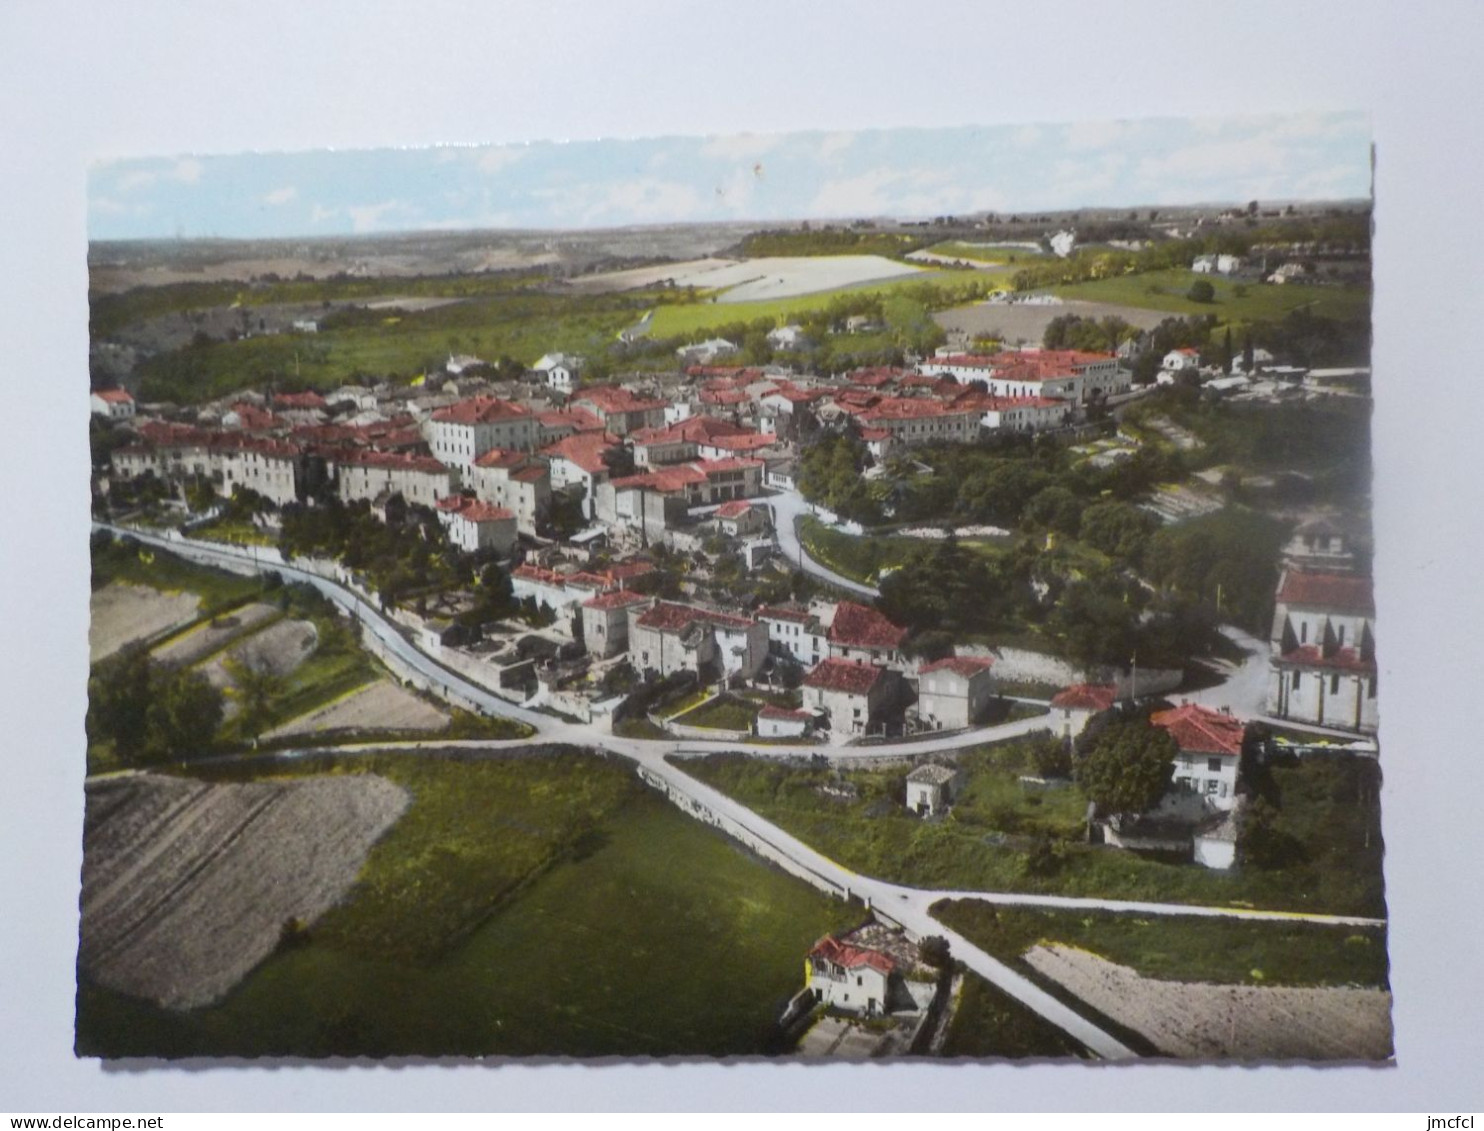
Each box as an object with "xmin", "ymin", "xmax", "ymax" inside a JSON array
[{"xmin": 82, "ymin": 201, "xmax": 1385, "ymax": 1061}]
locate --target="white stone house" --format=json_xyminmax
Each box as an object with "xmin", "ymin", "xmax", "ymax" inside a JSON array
[
  {"xmin": 336, "ymin": 451, "xmax": 458, "ymax": 511},
  {"xmin": 713, "ymin": 499, "xmax": 766, "ymax": 538},
  {"xmin": 805, "ymin": 935, "xmax": 893, "ymax": 1017},
  {"xmin": 827, "ymin": 601, "xmax": 910, "ymax": 670},
  {"xmin": 756, "ymin": 706, "xmax": 814, "ymax": 739},
  {"xmin": 468, "ymin": 449, "xmax": 551, "ymax": 535},
  {"xmin": 1162, "ymin": 348, "xmax": 1201, "ymax": 372},
  {"xmin": 915, "ymin": 656, "xmax": 996, "ymax": 730},
  {"xmin": 533, "ymin": 352, "xmax": 582, "ymax": 392}
]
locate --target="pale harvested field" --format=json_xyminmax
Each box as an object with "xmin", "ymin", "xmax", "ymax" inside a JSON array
[
  {"xmin": 934, "ymin": 298, "xmax": 1169, "ymax": 345},
  {"xmin": 199, "ymin": 619, "xmax": 318, "ymax": 719},
  {"xmin": 80, "ymin": 772, "xmax": 409, "ymax": 1010},
  {"xmin": 90, "ymin": 583, "xmax": 200, "ymax": 664},
  {"xmin": 1025, "ymin": 944, "xmax": 1393, "ymax": 1061},
  {"xmin": 151, "ymin": 602, "xmax": 280, "ymax": 668},
  {"xmin": 572, "ymin": 255, "xmax": 925, "ymax": 301},
  {"xmin": 265, "ymin": 677, "xmax": 448, "ymax": 740}
]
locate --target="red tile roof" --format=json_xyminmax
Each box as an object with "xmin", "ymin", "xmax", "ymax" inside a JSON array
[
  {"xmin": 919, "ymin": 656, "xmax": 995, "ymax": 678},
  {"xmin": 457, "ymin": 502, "xmax": 515, "ymax": 524},
  {"xmin": 536, "ymin": 406, "xmax": 605, "ymax": 434},
  {"xmin": 714, "ymin": 500, "xmax": 755, "ymax": 519},
  {"xmin": 809, "ymin": 935, "xmax": 895, "ymax": 975},
  {"xmin": 473, "ymin": 448, "xmax": 528, "ymax": 469},
  {"xmin": 803, "ymin": 658, "xmax": 887, "ymax": 695},
  {"xmin": 540, "ymin": 431, "xmax": 619, "ymax": 474},
  {"xmin": 1150, "ymin": 703, "xmax": 1246, "ymax": 758},
  {"xmin": 272, "ymin": 391, "xmax": 327, "ymax": 409},
  {"xmin": 696, "ymin": 456, "xmax": 764, "ymax": 474},
  {"xmin": 582, "ymin": 590, "xmax": 652, "ymax": 611},
  {"xmin": 1276, "ymin": 570, "xmax": 1375, "ymax": 615},
  {"xmin": 634, "ymin": 601, "xmax": 754, "ymax": 632},
  {"xmin": 759, "ymin": 705, "xmax": 813, "ymax": 721},
  {"xmin": 828, "ymin": 601, "xmax": 908, "ymax": 651},
  {"xmin": 758, "ymin": 604, "xmax": 815, "ymax": 624},
  {"xmin": 1050, "ymin": 683, "xmax": 1118, "ymax": 712},
  {"xmin": 93, "ymin": 388, "xmax": 134, "ymax": 403},
  {"xmin": 338, "ymin": 450, "xmax": 450, "ymax": 475},
  {"xmin": 1275, "ymin": 645, "xmax": 1375, "ymax": 673},
  {"xmin": 611, "ymin": 465, "xmax": 709, "ymax": 493},
  {"xmin": 575, "ymin": 386, "xmax": 668, "ymax": 414},
  {"xmin": 432, "ymin": 396, "xmax": 532, "ymax": 425}
]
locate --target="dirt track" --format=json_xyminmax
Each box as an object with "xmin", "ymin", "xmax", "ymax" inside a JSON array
[
  {"xmin": 89, "ymin": 583, "xmax": 199, "ymax": 664},
  {"xmin": 152, "ymin": 603, "xmax": 280, "ymax": 667},
  {"xmin": 80, "ymin": 772, "xmax": 408, "ymax": 1010},
  {"xmin": 1024, "ymin": 944, "xmax": 1393, "ymax": 1061}
]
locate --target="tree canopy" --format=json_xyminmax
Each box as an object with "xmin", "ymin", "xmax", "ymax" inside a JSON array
[{"xmin": 1075, "ymin": 717, "xmax": 1175, "ymax": 815}]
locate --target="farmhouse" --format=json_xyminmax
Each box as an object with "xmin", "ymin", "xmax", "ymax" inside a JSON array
[
  {"xmin": 1162, "ymin": 348, "xmax": 1201, "ymax": 372},
  {"xmin": 804, "ymin": 935, "xmax": 893, "ymax": 1016},
  {"xmin": 915, "ymin": 655, "xmax": 996, "ymax": 730},
  {"xmin": 572, "ymin": 386, "xmax": 669, "ymax": 436},
  {"xmin": 541, "ymin": 431, "xmax": 620, "ymax": 518},
  {"xmin": 756, "ymin": 705, "xmax": 814, "ymax": 739},
  {"xmin": 533, "ymin": 352, "xmax": 582, "ymax": 392},
  {"xmin": 713, "ymin": 499, "xmax": 766, "ymax": 538}
]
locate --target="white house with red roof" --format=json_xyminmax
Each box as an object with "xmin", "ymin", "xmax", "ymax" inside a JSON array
[
  {"xmin": 436, "ymin": 496, "xmax": 519, "ymax": 555},
  {"xmin": 804, "ymin": 934, "xmax": 897, "ymax": 1016},
  {"xmin": 429, "ymin": 397, "xmax": 537, "ymax": 467},
  {"xmin": 1151, "ymin": 702, "xmax": 1246, "ymax": 811},
  {"xmin": 827, "ymin": 601, "xmax": 909, "ymax": 670},
  {"xmin": 90, "ymin": 388, "xmax": 136, "ymax": 419},
  {"xmin": 1049, "ymin": 683, "xmax": 1118, "ymax": 740},
  {"xmin": 1267, "ymin": 568, "xmax": 1378, "ymax": 733},
  {"xmin": 571, "ymin": 386, "xmax": 669, "ymax": 436},
  {"xmin": 540, "ymin": 430, "xmax": 620, "ymax": 519},
  {"xmin": 1162, "ymin": 347, "xmax": 1202, "ymax": 372},
  {"xmin": 905, "ymin": 762, "xmax": 963, "ymax": 816},
  {"xmin": 756, "ymin": 705, "xmax": 814, "ymax": 739},
  {"xmin": 627, "ymin": 601, "xmax": 767, "ymax": 680},
  {"xmin": 802, "ymin": 658, "xmax": 893, "ymax": 737},
  {"xmin": 916, "ymin": 655, "xmax": 997, "ymax": 730}
]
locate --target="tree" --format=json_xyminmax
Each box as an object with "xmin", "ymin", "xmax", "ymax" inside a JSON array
[
  {"xmin": 1074, "ymin": 717, "xmax": 1175, "ymax": 815},
  {"xmin": 225, "ymin": 653, "xmax": 286, "ymax": 740},
  {"xmin": 1186, "ymin": 279, "xmax": 1216, "ymax": 304},
  {"xmin": 87, "ymin": 645, "xmax": 154, "ymax": 762},
  {"xmin": 1220, "ymin": 327, "xmax": 1233, "ymax": 375},
  {"xmin": 146, "ymin": 668, "xmax": 225, "ymax": 759}
]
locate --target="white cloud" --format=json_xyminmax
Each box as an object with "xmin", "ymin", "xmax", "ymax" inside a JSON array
[
  {"xmin": 600, "ymin": 178, "xmax": 704, "ymax": 222},
  {"xmin": 309, "ymin": 204, "xmax": 338, "ymax": 225},
  {"xmin": 699, "ymin": 132, "xmax": 781, "ymax": 162},
  {"xmin": 89, "ymin": 196, "xmax": 130, "ymax": 215},
  {"xmin": 263, "ymin": 186, "xmax": 297, "ymax": 206},
  {"xmin": 810, "ymin": 168, "xmax": 902, "ymax": 217},
  {"xmin": 476, "ymin": 146, "xmax": 526, "ymax": 175}
]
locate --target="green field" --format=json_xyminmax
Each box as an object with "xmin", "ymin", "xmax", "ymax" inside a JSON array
[
  {"xmin": 941, "ymin": 972, "xmax": 1090, "ymax": 1059},
  {"xmin": 92, "ymin": 533, "xmax": 264, "ymax": 613},
  {"xmin": 1052, "ymin": 269, "xmax": 1370, "ymax": 326},
  {"xmin": 796, "ymin": 517, "xmax": 922, "ymax": 585},
  {"xmin": 646, "ymin": 269, "xmax": 1009, "ymax": 339},
  {"xmin": 678, "ymin": 750, "xmax": 1386, "ymax": 917},
  {"xmin": 934, "ymin": 901, "xmax": 1388, "ymax": 989},
  {"xmin": 671, "ymin": 694, "xmax": 760, "ymax": 732},
  {"xmin": 76, "ymin": 749, "xmax": 862, "ymax": 1058}
]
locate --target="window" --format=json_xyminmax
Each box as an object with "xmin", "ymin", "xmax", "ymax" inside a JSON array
[
  {"xmin": 856, "ymin": 976, "xmax": 863, "ymax": 986},
  {"xmin": 1293, "ymin": 671, "xmax": 1301, "ymax": 689},
  {"xmin": 1300, "ymin": 622, "xmax": 1308, "ymax": 644},
  {"xmin": 1368, "ymin": 675, "xmax": 1377, "ymax": 700},
  {"xmin": 1337, "ymin": 625, "xmax": 1346, "ymax": 647},
  {"xmin": 1205, "ymin": 780, "xmax": 1219, "ymax": 795},
  {"xmin": 1331, "ymin": 674, "xmax": 1341, "ymax": 695}
]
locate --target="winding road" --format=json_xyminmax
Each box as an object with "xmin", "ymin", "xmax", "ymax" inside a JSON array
[
  {"xmin": 761, "ymin": 490, "xmax": 881, "ymax": 599},
  {"xmin": 94, "ymin": 523, "xmax": 1381, "ymax": 1060}
]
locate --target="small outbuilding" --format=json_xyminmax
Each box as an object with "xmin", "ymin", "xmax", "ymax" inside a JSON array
[{"xmin": 905, "ymin": 762, "xmax": 961, "ymax": 817}]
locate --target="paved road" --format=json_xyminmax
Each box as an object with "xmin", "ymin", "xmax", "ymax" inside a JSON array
[{"xmin": 761, "ymin": 490, "xmax": 881, "ymax": 598}]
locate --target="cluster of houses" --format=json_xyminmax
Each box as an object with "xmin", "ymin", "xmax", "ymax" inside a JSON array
[{"xmin": 94, "ymin": 338, "xmax": 1134, "ymax": 555}]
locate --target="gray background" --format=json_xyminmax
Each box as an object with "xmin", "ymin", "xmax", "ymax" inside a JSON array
[{"xmin": 1, "ymin": 0, "xmax": 1478, "ymax": 1113}]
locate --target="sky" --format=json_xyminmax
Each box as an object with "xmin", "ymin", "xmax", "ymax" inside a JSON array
[{"xmin": 88, "ymin": 111, "xmax": 1371, "ymax": 241}]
